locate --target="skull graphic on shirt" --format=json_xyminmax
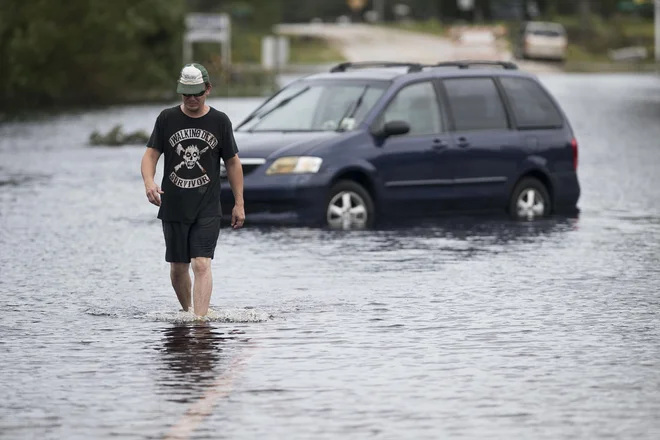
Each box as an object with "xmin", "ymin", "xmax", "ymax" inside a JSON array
[
  {"xmin": 168, "ymin": 128, "xmax": 219, "ymax": 189},
  {"xmin": 183, "ymin": 145, "xmax": 200, "ymax": 169}
]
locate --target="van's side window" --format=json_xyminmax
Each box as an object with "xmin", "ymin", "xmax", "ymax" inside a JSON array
[
  {"xmin": 499, "ymin": 77, "xmax": 564, "ymax": 129},
  {"xmin": 377, "ymin": 81, "xmax": 443, "ymax": 136},
  {"xmin": 443, "ymin": 78, "xmax": 509, "ymax": 131}
]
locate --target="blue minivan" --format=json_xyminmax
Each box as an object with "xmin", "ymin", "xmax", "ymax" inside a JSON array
[{"xmin": 221, "ymin": 60, "xmax": 580, "ymax": 229}]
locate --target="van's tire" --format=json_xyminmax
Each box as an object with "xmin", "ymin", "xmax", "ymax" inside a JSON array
[
  {"xmin": 324, "ymin": 180, "xmax": 375, "ymax": 230},
  {"xmin": 508, "ymin": 177, "xmax": 551, "ymax": 221}
]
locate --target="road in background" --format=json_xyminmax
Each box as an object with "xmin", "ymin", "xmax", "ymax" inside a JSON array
[{"xmin": 275, "ymin": 22, "xmax": 562, "ymax": 73}]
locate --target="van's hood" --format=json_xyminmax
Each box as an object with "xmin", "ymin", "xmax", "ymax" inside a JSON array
[{"xmin": 232, "ymin": 131, "xmax": 345, "ymax": 159}]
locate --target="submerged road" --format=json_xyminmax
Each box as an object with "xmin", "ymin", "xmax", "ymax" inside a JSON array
[{"xmin": 1, "ymin": 63, "xmax": 660, "ymax": 439}]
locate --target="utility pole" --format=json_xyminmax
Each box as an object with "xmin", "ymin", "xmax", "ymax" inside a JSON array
[
  {"xmin": 579, "ymin": 0, "xmax": 591, "ymax": 43},
  {"xmin": 374, "ymin": 0, "xmax": 385, "ymax": 22},
  {"xmin": 655, "ymin": 0, "xmax": 659, "ymax": 64}
]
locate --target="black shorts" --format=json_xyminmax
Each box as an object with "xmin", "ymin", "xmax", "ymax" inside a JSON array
[{"xmin": 162, "ymin": 216, "xmax": 222, "ymax": 263}]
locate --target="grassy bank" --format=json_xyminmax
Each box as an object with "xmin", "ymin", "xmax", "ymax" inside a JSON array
[
  {"xmin": 383, "ymin": 18, "xmax": 447, "ymax": 36},
  {"xmin": 562, "ymin": 61, "xmax": 659, "ymax": 73},
  {"xmin": 287, "ymin": 35, "xmax": 346, "ymax": 64},
  {"xmin": 552, "ymin": 15, "xmax": 655, "ymax": 61},
  {"xmin": 380, "ymin": 16, "xmax": 658, "ymax": 73},
  {"xmin": 229, "ymin": 27, "xmax": 345, "ymax": 65},
  {"xmin": 190, "ymin": 27, "xmax": 344, "ymax": 97},
  {"xmin": 506, "ymin": 15, "xmax": 657, "ymax": 71}
]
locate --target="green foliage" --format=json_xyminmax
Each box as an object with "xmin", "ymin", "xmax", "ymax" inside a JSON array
[
  {"xmin": 550, "ymin": 14, "xmax": 655, "ymax": 58},
  {"xmin": 0, "ymin": 0, "xmax": 186, "ymax": 111},
  {"xmin": 2, "ymin": 0, "xmax": 654, "ymax": 112},
  {"xmin": 384, "ymin": 18, "xmax": 446, "ymax": 36},
  {"xmin": 288, "ymin": 36, "xmax": 346, "ymax": 64}
]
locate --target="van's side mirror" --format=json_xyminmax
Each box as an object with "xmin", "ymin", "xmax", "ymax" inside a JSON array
[{"xmin": 372, "ymin": 120, "xmax": 410, "ymax": 139}]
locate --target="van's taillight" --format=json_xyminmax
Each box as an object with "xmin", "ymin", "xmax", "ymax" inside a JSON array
[{"xmin": 571, "ymin": 138, "xmax": 578, "ymax": 170}]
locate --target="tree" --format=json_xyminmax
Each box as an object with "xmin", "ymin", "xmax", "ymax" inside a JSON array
[{"xmin": 0, "ymin": 0, "xmax": 186, "ymax": 111}]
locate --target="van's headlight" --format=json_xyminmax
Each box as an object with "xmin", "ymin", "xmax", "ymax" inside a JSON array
[{"xmin": 265, "ymin": 156, "xmax": 323, "ymax": 175}]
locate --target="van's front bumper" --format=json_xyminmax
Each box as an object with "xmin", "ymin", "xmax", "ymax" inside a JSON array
[{"xmin": 220, "ymin": 168, "xmax": 332, "ymax": 226}]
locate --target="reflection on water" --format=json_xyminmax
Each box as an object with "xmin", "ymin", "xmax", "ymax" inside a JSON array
[
  {"xmin": 156, "ymin": 324, "xmax": 250, "ymax": 402},
  {"xmin": 239, "ymin": 216, "xmax": 581, "ymax": 273}
]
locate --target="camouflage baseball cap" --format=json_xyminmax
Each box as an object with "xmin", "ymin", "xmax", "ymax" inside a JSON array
[{"xmin": 176, "ymin": 63, "xmax": 209, "ymax": 94}]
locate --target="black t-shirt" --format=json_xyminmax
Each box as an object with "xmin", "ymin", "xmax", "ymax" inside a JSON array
[{"xmin": 147, "ymin": 105, "xmax": 238, "ymax": 223}]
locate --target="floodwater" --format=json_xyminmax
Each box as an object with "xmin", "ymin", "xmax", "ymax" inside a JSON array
[{"xmin": 1, "ymin": 73, "xmax": 660, "ymax": 440}]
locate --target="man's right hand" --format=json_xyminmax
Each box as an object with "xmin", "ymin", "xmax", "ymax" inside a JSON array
[{"xmin": 145, "ymin": 182, "xmax": 164, "ymax": 206}]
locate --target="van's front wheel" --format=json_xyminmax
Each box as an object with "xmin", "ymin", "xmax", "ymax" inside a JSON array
[{"xmin": 325, "ymin": 180, "xmax": 375, "ymax": 230}]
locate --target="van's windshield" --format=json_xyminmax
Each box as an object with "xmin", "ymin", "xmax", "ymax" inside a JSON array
[{"xmin": 236, "ymin": 81, "xmax": 387, "ymax": 132}]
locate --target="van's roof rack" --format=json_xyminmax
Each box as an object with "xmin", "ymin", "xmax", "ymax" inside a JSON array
[
  {"xmin": 432, "ymin": 60, "xmax": 518, "ymax": 70},
  {"xmin": 329, "ymin": 61, "xmax": 424, "ymax": 73},
  {"xmin": 328, "ymin": 60, "xmax": 518, "ymax": 74}
]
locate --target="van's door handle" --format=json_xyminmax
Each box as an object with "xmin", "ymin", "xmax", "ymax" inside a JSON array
[
  {"xmin": 457, "ymin": 137, "xmax": 470, "ymax": 148},
  {"xmin": 431, "ymin": 139, "xmax": 449, "ymax": 151}
]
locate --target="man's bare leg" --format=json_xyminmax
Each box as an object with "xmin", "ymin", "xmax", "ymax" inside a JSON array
[
  {"xmin": 170, "ymin": 263, "xmax": 192, "ymax": 311},
  {"xmin": 191, "ymin": 257, "xmax": 213, "ymax": 316}
]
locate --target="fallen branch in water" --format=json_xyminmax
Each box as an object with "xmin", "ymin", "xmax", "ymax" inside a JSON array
[{"xmin": 89, "ymin": 124, "xmax": 149, "ymax": 146}]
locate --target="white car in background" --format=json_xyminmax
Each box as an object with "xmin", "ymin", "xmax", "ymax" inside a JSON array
[{"xmin": 515, "ymin": 21, "xmax": 568, "ymax": 62}]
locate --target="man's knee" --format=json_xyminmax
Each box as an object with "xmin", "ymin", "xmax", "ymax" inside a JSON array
[
  {"xmin": 191, "ymin": 257, "xmax": 211, "ymax": 276},
  {"xmin": 170, "ymin": 263, "xmax": 189, "ymax": 279}
]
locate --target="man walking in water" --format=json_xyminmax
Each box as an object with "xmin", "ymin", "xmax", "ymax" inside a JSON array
[{"xmin": 140, "ymin": 63, "xmax": 245, "ymax": 318}]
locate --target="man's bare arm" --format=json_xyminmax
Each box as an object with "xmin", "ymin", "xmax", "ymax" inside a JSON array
[
  {"xmin": 141, "ymin": 147, "xmax": 163, "ymax": 206},
  {"xmin": 224, "ymin": 155, "xmax": 244, "ymax": 206},
  {"xmin": 224, "ymin": 155, "xmax": 245, "ymax": 228}
]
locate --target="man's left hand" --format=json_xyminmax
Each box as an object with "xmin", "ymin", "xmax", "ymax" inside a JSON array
[{"xmin": 231, "ymin": 204, "xmax": 245, "ymax": 229}]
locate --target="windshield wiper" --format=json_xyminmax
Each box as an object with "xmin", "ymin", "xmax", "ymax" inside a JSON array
[
  {"xmin": 336, "ymin": 86, "xmax": 370, "ymax": 131},
  {"xmin": 243, "ymin": 86, "xmax": 310, "ymax": 131}
]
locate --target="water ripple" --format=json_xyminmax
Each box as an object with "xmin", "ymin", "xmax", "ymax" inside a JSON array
[{"xmin": 1, "ymin": 74, "xmax": 660, "ymax": 440}]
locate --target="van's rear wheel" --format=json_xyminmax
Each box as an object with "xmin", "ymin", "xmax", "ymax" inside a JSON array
[
  {"xmin": 325, "ymin": 180, "xmax": 375, "ymax": 230},
  {"xmin": 509, "ymin": 177, "xmax": 551, "ymax": 220}
]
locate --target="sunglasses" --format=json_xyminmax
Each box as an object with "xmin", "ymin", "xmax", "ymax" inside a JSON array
[{"xmin": 183, "ymin": 89, "xmax": 206, "ymax": 98}]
